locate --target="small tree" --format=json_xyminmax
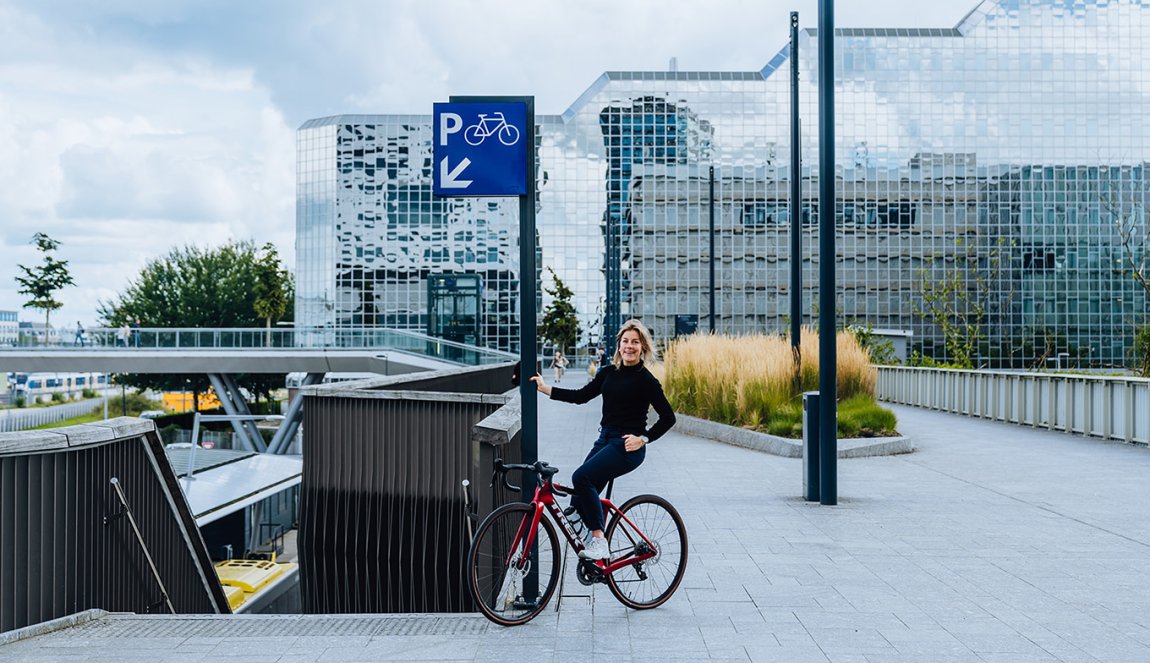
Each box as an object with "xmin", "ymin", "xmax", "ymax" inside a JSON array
[
  {"xmin": 539, "ymin": 267, "xmax": 580, "ymax": 354},
  {"xmin": 1101, "ymin": 170, "xmax": 1150, "ymax": 302},
  {"xmin": 252, "ymin": 243, "xmax": 293, "ymax": 346},
  {"xmin": 15, "ymin": 233, "xmax": 75, "ymax": 336},
  {"xmin": 913, "ymin": 237, "xmax": 1013, "ymax": 369},
  {"xmin": 1099, "ymin": 167, "xmax": 1150, "ymax": 372}
]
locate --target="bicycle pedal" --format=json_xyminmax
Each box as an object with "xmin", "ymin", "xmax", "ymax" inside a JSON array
[{"xmin": 576, "ymin": 559, "xmax": 606, "ymax": 586}]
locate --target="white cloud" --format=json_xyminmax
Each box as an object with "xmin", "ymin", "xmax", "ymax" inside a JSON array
[
  {"xmin": 0, "ymin": 0, "xmax": 965, "ymax": 326},
  {"xmin": 0, "ymin": 5, "xmax": 294, "ymax": 325}
]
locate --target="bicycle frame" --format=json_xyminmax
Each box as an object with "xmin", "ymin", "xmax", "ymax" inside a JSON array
[
  {"xmin": 471, "ymin": 113, "xmax": 505, "ymax": 137},
  {"xmin": 509, "ymin": 477, "xmax": 658, "ymax": 577}
]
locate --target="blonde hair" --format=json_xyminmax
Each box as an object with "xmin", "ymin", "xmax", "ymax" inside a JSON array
[{"xmin": 612, "ymin": 318, "xmax": 657, "ymax": 368}]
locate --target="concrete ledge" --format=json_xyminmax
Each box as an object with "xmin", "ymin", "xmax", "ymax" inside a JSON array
[
  {"xmin": 674, "ymin": 413, "xmax": 915, "ymax": 458},
  {"xmin": 0, "ymin": 609, "xmax": 109, "ymax": 645}
]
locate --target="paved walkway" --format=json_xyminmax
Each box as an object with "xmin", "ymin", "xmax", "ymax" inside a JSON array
[{"xmin": 4, "ymin": 376, "xmax": 1150, "ymax": 661}]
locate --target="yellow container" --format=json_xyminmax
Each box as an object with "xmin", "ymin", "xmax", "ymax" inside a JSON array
[
  {"xmin": 215, "ymin": 559, "xmax": 285, "ymax": 593},
  {"xmin": 222, "ymin": 585, "xmax": 245, "ymax": 611}
]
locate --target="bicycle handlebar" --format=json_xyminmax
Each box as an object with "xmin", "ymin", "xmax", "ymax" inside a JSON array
[{"xmin": 491, "ymin": 458, "xmax": 559, "ymax": 493}]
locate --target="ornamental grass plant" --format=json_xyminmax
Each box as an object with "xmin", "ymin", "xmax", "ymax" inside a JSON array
[{"xmin": 662, "ymin": 329, "xmax": 895, "ymax": 438}]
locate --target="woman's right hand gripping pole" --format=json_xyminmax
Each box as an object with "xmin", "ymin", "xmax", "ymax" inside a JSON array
[{"xmin": 529, "ymin": 373, "xmax": 552, "ymax": 397}]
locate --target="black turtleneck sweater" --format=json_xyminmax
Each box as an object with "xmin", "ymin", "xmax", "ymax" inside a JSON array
[{"xmin": 549, "ymin": 361, "xmax": 676, "ymax": 443}]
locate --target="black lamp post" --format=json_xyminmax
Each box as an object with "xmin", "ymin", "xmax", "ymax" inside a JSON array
[{"xmin": 709, "ymin": 165, "xmax": 716, "ymax": 332}]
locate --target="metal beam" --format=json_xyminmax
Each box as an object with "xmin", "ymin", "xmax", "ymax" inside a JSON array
[
  {"xmin": 219, "ymin": 374, "xmax": 266, "ymax": 452},
  {"xmin": 266, "ymin": 373, "xmax": 324, "ymax": 455},
  {"xmin": 206, "ymin": 374, "xmax": 258, "ymax": 452}
]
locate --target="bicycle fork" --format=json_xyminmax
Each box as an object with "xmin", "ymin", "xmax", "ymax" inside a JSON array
[{"xmin": 500, "ymin": 503, "xmax": 547, "ymax": 611}]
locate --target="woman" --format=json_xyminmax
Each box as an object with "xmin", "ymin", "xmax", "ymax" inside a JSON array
[
  {"xmin": 550, "ymin": 351, "xmax": 568, "ymax": 382},
  {"xmin": 530, "ymin": 319, "xmax": 675, "ymax": 560}
]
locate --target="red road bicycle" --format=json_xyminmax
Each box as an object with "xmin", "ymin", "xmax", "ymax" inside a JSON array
[{"xmin": 466, "ymin": 459, "xmax": 688, "ymax": 626}]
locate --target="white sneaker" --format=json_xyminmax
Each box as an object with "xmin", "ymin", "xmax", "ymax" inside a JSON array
[{"xmin": 579, "ymin": 536, "xmax": 611, "ymax": 560}]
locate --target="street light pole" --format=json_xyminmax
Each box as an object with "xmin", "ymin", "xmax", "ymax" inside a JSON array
[
  {"xmin": 817, "ymin": 0, "xmax": 838, "ymax": 505},
  {"xmin": 790, "ymin": 10, "xmax": 803, "ymax": 393},
  {"xmin": 709, "ymin": 165, "xmax": 716, "ymax": 333}
]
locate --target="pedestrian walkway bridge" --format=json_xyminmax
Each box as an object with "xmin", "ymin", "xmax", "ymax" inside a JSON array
[
  {"xmin": 0, "ymin": 326, "xmax": 515, "ymax": 374},
  {"xmin": 0, "ymin": 326, "xmax": 516, "ymax": 451}
]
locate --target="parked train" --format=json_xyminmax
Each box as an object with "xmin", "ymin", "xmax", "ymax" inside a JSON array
[{"xmin": 6, "ymin": 372, "xmax": 110, "ymax": 404}]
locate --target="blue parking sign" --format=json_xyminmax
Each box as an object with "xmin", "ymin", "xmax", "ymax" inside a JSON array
[{"xmin": 433, "ymin": 102, "xmax": 528, "ymax": 196}]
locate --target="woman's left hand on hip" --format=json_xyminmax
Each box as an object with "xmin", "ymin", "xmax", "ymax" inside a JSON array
[{"xmin": 623, "ymin": 435, "xmax": 646, "ymax": 452}]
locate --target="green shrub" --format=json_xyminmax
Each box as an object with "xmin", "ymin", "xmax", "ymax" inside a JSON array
[
  {"xmin": 82, "ymin": 388, "xmax": 98, "ymax": 399},
  {"xmin": 766, "ymin": 402, "xmax": 803, "ymax": 438},
  {"xmin": 847, "ymin": 323, "xmax": 899, "ymax": 365},
  {"xmin": 105, "ymin": 391, "xmax": 164, "ymax": 417},
  {"xmin": 51, "ymin": 392, "xmax": 66, "ymax": 403},
  {"xmin": 1135, "ymin": 326, "xmax": 1150, "ymax": 377},
  {"xmin": 836, "ymin": 394, "xmax": 898, "ymax": 438},
  {"xmin": 14, "ymin": 397, "xmax": 25, "ymax": 408}
]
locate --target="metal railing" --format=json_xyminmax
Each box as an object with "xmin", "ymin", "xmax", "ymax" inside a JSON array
[
  {"xmin": 877, "ymin": 366, "xmax": 1150, "ymax": 445},
  {"xmin": 1, "ymin": 326, "xmax": 517, "ymax": 366},
  {"xmin": 0, "ymin": 399, "xmax": 99, "ymax": 433},
  {"xmin": 0, "ymin": 419, "xmax": 230, "ymax": 633}
]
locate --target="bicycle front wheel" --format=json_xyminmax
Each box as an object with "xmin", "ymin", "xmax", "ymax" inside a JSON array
[
  {"xmin": 497, "ymin": 124, "xmax": 520, "ymax": 145},
  {"xmin": 605, "ymin": 494, "xmax": 688, "ymax": 609},
  {"xmin": 466, "ymin": 503, "xmax": 560, "ymax": 626}
]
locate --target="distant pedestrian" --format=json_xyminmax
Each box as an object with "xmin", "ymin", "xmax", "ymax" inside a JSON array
[
  {"xmin": 551, "ymin": 351, "xmax": 569, "ymax": 382},
  {"xmin": 74, "ymin": 322, "xmax": 85, "ymax": 347},
  {"xmin": 131, "ymin": 318, "xmax": 141, "ymax": 348},
  {"xmin": 117, "ymin": 323, "xmax": 130, "ymax": 348}
]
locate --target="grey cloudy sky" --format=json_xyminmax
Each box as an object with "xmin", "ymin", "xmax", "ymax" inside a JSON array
[{"xmin": 0, "ymin": 0, "xmax": 971, "ymax": 326}]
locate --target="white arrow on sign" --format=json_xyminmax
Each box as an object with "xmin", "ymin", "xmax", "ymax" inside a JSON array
[{"xmin": 439, "ymin": 156, "xmax": 473, "ymax": 189}]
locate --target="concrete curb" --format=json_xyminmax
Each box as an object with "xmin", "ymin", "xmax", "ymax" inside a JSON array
[
  {"xmin": 674, "ymin": 414, "xmax": 915, "ymax": 458},
  {"xmin": 0, "ymin": 609, "xmax": 109, "ymax": 646}
]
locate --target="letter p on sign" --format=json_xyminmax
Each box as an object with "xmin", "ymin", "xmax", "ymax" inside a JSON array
[{"xmin": 439, "ymin": 113, "xmax": 462, "ymax": 146}]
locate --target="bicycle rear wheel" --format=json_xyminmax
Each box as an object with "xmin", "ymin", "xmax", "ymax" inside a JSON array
[
  {"xmin": 466, "ymin": 503, "xmax": 560, "ymax": 626},
  {"xmin": 604, "ymin": 494, "xmax": 688, "ymax": 609}
]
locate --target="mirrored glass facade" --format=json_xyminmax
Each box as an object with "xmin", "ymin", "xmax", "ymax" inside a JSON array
[{"xmin": 297, "ymin": 0, "xmax": 1149, "ymax": 367}]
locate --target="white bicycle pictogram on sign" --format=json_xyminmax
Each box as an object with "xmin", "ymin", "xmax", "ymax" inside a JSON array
[{"xmin": 463, "ymin": 112, "xmax": 521, "ymax": 146}]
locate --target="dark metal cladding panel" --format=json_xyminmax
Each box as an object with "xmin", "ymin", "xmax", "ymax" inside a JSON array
[
  {"xmin": 299, "ymin": 370, "xmax": 516, "ymax": 614},
  {"xmin": 0, "ymin": 432, "xmax": 228, "ymax": 633}
]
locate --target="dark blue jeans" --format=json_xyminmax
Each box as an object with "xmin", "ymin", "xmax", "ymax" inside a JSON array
[{"xmin": 571, "ymin": 428, "xmax": 646, "ymax": 531}]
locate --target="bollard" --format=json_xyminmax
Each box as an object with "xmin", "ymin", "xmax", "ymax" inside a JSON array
[{"xmin": 802, "ymin": 392, "xmax": 820, "ymax": 501}]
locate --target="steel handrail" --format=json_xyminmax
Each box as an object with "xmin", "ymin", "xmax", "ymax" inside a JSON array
[{"xmin": 107, "ymin": 477, "xmax": 176, "ymax": 613}]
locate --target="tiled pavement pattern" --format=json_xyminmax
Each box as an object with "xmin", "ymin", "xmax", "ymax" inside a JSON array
[{"xmin": 3, "ymin": 375, "xmax": 1149, "ymax": 662}]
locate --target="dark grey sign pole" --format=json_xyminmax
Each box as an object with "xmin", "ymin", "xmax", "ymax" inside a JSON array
[
  {"xmin": 447, "ymin": 94, "xmax": 538, "ymax": 598},
  {"xmin": 790, "ymin": 11, "xmax": 802, "ymax": 386},
  {"xmin": 517, "ymin": 98, "xmax": 538, "ymax": 491},
  {"xmin": 447, "ymin": 96, "xmax": 538, "ymax": 481},
  {"xmin": 515, "ymin": 97, "xmax": 539, "ymax": 601},
  {"xmin": 816, "ymin": 0, "xmax": 838, "ymax": 505}
]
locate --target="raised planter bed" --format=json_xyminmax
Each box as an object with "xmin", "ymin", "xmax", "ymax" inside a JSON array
[{"xmin": 674, "ymin": 413, "xmax": 915, "ymax": 458}]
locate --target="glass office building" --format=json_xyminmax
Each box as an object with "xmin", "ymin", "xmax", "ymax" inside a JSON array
[{"xmin": 297, "ymin": 0, "xmax": 1149, "ymax": 366}]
